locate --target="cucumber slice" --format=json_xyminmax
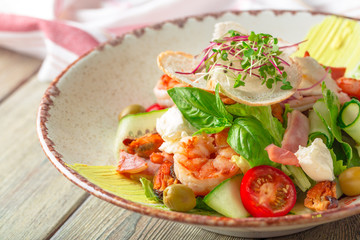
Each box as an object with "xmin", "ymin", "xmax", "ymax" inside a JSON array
[
  {"xmin": 203, "ymin": 174, "xmax": 250, "ymax": 218},
  {"xmin": 289, "ymin": 191, "xmax": 313, "ymax": 215},
  {"xmin": 313, "ymin": 99, "xmax": 334, "ymax": 146},
  {"xmin": 308, "ymin": 109, "xmax": 332, "ymax": 147},
  {"xmin": 338, "ymin": 99, "xmax": 360, "ymax": 144},
  {"xmin": 114, "ymin": 109, "xmax": 167, "ymax": 158}
]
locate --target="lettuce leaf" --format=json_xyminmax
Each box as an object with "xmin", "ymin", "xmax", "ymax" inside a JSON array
[
  {"xmin": 349, "ymin": 145, "xmax": 360, "ymax": 168},
  {"xmin": 282, "ymin": 103, "xmax": 293, "ymax": 129},
  {"xmin": 313, "ymin": 84, "xmax": 352, "ymax": 163},
  {"xmin": 140, "ymin": 177, "xmax": 161, "ymax": 202},
  {"xmin": 330, "ymin": 149, "xmax": 347, "ymax": 177},
  {"xmin": 226, "ymin": 104, "xmax": 284, "ymax": 146}
]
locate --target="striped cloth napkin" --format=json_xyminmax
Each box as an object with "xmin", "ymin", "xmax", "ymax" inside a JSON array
[{"xmin": 1, "ymin": 0, "xmax": 360, "ymax": 82}]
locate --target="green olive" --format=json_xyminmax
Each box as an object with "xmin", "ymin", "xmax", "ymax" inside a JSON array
[
  {"xmin": 339, "ymin": 167, "xmax": 360, "ymax": 196},
  {"xmin": 163, "ymin": 184, "xmax": 196, "ymax": 212},
  {"xmin": 118, "ymin": 104, "xmax": 145, "ymax": 120}
]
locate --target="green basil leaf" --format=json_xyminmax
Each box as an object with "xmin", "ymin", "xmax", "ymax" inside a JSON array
[
  {"xmin": 226, "ymin": 104, "xmax": 284, "ymax": 146},
  {"xmin": 168, "ymin": 87, "xmax": 232, "ymax": 134},
  {"xmin": 194, "ymin": 126, "xmax": 228, "ymax": 135},
  {"xmin": 227, "ymin": 117, "xmax": 277, "ymax": 167},
  {"xmin": 215, "ymin": 84, "xmax": 233, "ymax": 123}
]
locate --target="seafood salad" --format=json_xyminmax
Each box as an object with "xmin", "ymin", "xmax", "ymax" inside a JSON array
[{"xmin": 114, "ymin": 18, "xmax": 360, "ymax": 218}]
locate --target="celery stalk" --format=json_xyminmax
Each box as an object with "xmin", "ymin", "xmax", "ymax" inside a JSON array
[{"xmin": 286, "ymin": 165, "xmax": 312, "ymax": 192}]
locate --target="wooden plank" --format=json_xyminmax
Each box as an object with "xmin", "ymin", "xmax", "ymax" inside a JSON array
[
  {"xmin": 0, "ymin": 48, "xmax": 42, "ymax": 102},
  {"xmin": 275, "ymin": 214, "xmax": 360, "ymax": 240},
  {"xmin": 50, "ymin": 195, "xmax": 360, "ymax": 240},
  {"xmin": 0, "ymin": 75, "xmax": 88, "ymax": 239},
  {"xmin": 50, "ymin": 196, "xmax": 240, "ymax": 240}
]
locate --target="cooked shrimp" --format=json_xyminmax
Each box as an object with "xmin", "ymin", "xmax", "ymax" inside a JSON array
[
  {"xmin": 173, "ymin": 131, "xmax": 239, "ymax": 196},
  {"xmin": 150, "ymin": 152, "xmax": 173, "ymax": 164},
  {"xmin": 153, "ymin": 74, "xmax": 188, "ymax": 107}
]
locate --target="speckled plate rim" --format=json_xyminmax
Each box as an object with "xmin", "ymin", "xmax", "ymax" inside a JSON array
[{"xmin": 37, "ymin": 9, "xmax": 360, "ymax": 228}]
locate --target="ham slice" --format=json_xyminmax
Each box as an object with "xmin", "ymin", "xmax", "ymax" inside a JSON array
[
  {"xmin": 287, "ymin": 95, "xmax": 322, "ymax": 112},
  {"xmin": 265, "ymin": 144, "xmax": 300, "ymax": 167},
  {"xmin": 140, "ymin": 160, "xmax": 161, "ymax": 176},
  {"xmin": 117, "ymin": 150, "xmax": 161, "ymax": 175},
  {"xmin": 281, "ymin": 110, "xmax": 309, "ymax": 153},
  {"xmin": 117, "ymin": 150, "xmax": 148, "ymax": 174}
]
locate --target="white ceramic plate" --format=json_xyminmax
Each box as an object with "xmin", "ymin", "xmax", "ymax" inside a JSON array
[{"xmin": 37, "ymin": 10, "xmax": 360, "ymax": 238}]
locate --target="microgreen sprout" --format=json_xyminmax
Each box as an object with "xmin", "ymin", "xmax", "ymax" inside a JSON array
[{"xmin": 176, "ymin": 30, "xmax": 301, "ymax": 90}]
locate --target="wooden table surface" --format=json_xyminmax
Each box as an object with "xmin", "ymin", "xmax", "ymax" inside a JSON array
[{"xmin": 0, "ymin": 47, "xmax": 359, "ymax": 240}]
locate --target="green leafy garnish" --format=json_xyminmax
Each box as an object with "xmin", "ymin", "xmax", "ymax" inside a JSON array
[
  {"xmin": 167, "ymin": 87, "xmax": 232, "ymax": 134},
  {"xmin": 227, "ymin": 117, "xmax": 278, "ymax": 167},
  {"xmin": 313, "ymin": 83, "xmax": 352, "ymax": 163},
  {"xmin": 140, "ymin": 177, "xmax": 161, "ymax": 202},
  {"xmin": 330, "ymin": 149, "xmax": 347, "ymax": 177},
  {"xmin": 186, "ymin": 30, "xmax": 294, "ymax": 90},
  {"xmin": 225, "ymin": 104, "xmax": 284, "ymax": 145}
]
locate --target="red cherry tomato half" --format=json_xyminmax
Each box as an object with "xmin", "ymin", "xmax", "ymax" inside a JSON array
[
  {"xmin": 240, "ymin": 165, "xmax": 296, "ymax": 217},
  {"xmin": 146, "ymin": 103, "xmax": 165, "ymax": 112}
]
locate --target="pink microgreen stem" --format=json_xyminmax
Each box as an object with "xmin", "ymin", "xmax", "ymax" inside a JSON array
[
  {"xmin": 175, "ymin": 71, "xmax": 193, "ymax": 75},
  {"xmin": 175, "ymin": 51, "xmax": 216, "ymax": 75},
  {"xmin": 223, "ymin": 36, "xmax": 249, "ymax": 41},
  {"xmin": 245, "ymin": 70, "xmax": 261, "ymax": 79},
  {"xmin": 251, "ymin": 63, "xmax": 268, "ymax": 70},
  {"xmin": 227, "ymin": 50, "xmax": 244, "ymax": 60},
  {"xmin": 203, "ymin": 42, "xmax": 217, "ymax": 53},
  {"xmin": 268, "ymin": 57, "xmax": 283, "ymax": 75},
  {"xmin": 214, "ymin": 64, "xmax": 244, "ymax": 72},
  {"xmin": 279, "ymin": 40, "xmax": 307, "ymax": 49},
  {"xmin": 274, "ymin": 56, "xmax": 290, "ymax": 66}
]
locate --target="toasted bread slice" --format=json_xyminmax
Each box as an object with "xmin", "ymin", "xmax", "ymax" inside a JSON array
[
  {"xmin": 157, "ymin": 51, "xmax": 208, "ymax": 89},
  {"xmin": 212, "ymin": 21, "xmax": 249, "ymax": 40},
  {"xmin": 157, "ymin": 50, "xmax": 302, "ymax": 106}
]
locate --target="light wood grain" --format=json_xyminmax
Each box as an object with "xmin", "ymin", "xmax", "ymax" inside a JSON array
[
  {"xmin": 51, "ymin": 196, "xmax": 241, "ymax": 240},
  {"xmin": 51, "ymin": 195, "xmax": 360, "ymax": 240},
  {"xmin": 0, "ymin": 48, "xmax": 42, "ymax": 103},
  {"xmin": 0, "ymin": 73, "xmax": 88, "ymax": 239}
]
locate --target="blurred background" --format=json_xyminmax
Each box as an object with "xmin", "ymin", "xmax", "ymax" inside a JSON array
[{"xmin": 0, "ymin": 0, "xmax": 360, "ymax": 82}]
